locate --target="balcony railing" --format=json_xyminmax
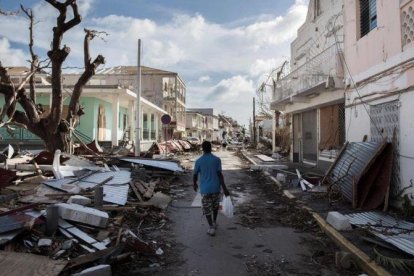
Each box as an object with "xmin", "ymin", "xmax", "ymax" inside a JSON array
[{"xmin": 272, "ymin": 42, "xmax": 344, "ymax": 103}]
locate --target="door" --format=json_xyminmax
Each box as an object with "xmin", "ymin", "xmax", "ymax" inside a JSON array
[
  {"xmin": 293, "ymin": 114, "xmax": 302, "ymax": 162},
  {"xmin": 302, "ymin": 109, "xmax": 317, "ymax": 164}
]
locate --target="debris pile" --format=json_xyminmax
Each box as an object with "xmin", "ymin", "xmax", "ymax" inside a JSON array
[
  {"xmin": 148, "ymin": 139, "xmax": 200, "ymax": 155},
  {"xmin": 0, "ymin": 145, "xmax": 184, "ymax": 275}
]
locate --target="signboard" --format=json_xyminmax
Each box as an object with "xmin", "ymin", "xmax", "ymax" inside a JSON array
[{"xmin": 161, "ymin": 114, "xmax": 172, "ymax": 125}]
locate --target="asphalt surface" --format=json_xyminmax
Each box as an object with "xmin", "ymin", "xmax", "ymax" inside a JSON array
[{"xmin": 164, "ymin": 150, "xmax": 344, "ymax": 276}]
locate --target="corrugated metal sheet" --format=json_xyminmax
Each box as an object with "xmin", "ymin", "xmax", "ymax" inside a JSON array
[
  {"xmin": 345, "ymin": 212, "xmax": 414, "ymax": 256},
  {"xmin": 121, "ymin": 158, "xmax": 184, "ymax": 172},
  {"xmin": 328, "ymin": 142, "xmax": 382, "ymax": 202},
  {"xmin": 43, "ymin": 170, "xmax": 131, "ymax": 205}
]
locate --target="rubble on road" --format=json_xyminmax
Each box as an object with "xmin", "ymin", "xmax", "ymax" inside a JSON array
[{"xmin": 0, "ymin": 145, "xmax": 185, "ymax": 274}]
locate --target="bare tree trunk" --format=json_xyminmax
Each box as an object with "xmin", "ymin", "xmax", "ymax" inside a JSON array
[{"xmin": 0, "ymin": 1, "xmax": 104, "ymax": 153}]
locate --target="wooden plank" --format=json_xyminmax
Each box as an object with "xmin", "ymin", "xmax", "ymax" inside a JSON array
[
  {"xmin": 255, "ymin": 154, "xmax": 275, "ymax": 162},
  {"xmin": 129, "ymin": 182, "xmax": 143, "ymax": 202},
  {"xmin": 135, "ymin": 181, "xmax": 147, "ymax": 194},
  {"xmin": 0, "ymin": 251, "xmax": 67, "ymax": 276},
  {"xmin": 143, "ymin": 181, "xmax": 157, "ymax": 199},
  {"xmin": 312, "ymin": 213, "xmax": 391, "ymax": 276},
  {"xmin": 66, "ymin": 246, "xmax": 118, "ymax": 270},
  {"xmin": 143, "ymin": 179, "xmax": 160, "ymax": 199}
]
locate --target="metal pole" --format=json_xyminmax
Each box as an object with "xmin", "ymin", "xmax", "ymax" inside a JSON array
[
  {"xmin": 163, "ymin": 124, "xmax": 167, "ymax": 158},
  {"xmin": 135, "ymin": 39, "xmax": 142, "ymax": 156},
  {"xmin": 253, "ymin": 97, "xmax": 256, "ymax": 146}
]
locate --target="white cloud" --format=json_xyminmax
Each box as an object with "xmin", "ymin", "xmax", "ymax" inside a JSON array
[
  {"xmin": 187, "ymin": 75, "xmax": 255, "ymax": 125},
  {"xmin": 249, "ymin": 58, "xmax": 287, "ymax": 77},
  {"xmin": 0, "ymin": 0, "xmax": 308, "ymax": 126},
  {"xmin": 198, "ymin": 75, "xmax": 210, "ymax": 82},
  {"xmin": 0, "ymin": 38, "xmax": 28, "ymax": 66}
]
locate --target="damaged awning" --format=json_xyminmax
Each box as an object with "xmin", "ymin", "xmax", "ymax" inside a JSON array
[{"xmin": 323, "ymin": 141, "xmax": 393, "ymax": 209}]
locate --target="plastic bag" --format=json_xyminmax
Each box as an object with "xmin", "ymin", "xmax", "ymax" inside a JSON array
[{"xmin": 220, "ymin": 196, "xmax": 234, "ymax": 218}]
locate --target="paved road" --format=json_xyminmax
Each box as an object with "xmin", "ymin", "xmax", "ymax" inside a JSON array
[{"xmin": 165, "ymin": 150, "xmax": 339, "ymax": 276}]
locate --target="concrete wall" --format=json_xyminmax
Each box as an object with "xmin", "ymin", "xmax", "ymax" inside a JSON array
[
  {"xmin": 344, "ymin": 0, "xmax": 414, "ymax": 202},
  {"xmin": 291, "ymin": 0, "xmax": 343, "ymax": 70},
  {"xmin": 343, "ymin": 0, "xmax": 403, "ymax": 76}
]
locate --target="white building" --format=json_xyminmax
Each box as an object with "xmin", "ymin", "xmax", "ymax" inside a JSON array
[
  {"xmin": 270, "ymin": 0, "xmax": 345, "ymax": 169},
  {"xmin": 186, "ymin": 108, "xmax": 220, "ymax": 142},
  {"xmin": 185, "ymin": 111, "xmax": 205, "ymax": 140}
]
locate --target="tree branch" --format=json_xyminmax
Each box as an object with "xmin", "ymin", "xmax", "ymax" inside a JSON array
[
  {"xmin": 62, "ymin": 1, "xmax": 81, "ymax": 32},
  {"xmin": 21, "ymin": 5, "xmax": 39, "ymax": 102},
  {"xmin": 67, "ymin": 29, "xmax": 105, "ymax": 125},
  {"xmin": 0, "ymin": 65, "xmax": 16, "ymax": 125}
]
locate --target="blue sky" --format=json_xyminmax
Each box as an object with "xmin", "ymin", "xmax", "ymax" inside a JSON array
[{"xmin": 0, "ymin": 0, "xmax": 309, "ymax": 126}]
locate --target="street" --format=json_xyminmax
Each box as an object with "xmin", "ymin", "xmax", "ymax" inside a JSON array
[{"xmin": 160, "ymin": 150, "xmax": 352, "ymax": 276}]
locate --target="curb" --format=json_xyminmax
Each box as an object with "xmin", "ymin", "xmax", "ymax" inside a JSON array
[
  {"xmin": 240, "ymin": 150, "xmax": 258, "ymax": 166},
  {"xmin": 312, "ymin": 213, "xmax": 390, "ymax": 276},
  {"xmin": 240, "ymin": 150, "xmax": 391, "ymax": 276}
]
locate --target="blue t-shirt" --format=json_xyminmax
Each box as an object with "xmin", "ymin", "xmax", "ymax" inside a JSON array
[{"xmin": 193, "ymin": 153, "xmax": 222, "ymax": 194}]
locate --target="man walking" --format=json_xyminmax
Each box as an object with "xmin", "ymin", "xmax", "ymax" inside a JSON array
[{"xmin": 193, "ymin": 141, "xmax": 230, "ymax": 236}]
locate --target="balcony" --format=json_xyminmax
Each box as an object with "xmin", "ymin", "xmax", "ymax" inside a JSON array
[{"xmin": 271, "ymin": 42, "xmax": 344, "ymax": 109}]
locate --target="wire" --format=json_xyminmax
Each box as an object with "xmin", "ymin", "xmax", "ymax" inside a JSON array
[
  {"xmin": 333, "ymin": 32, "xmax": 385, "ymax": 140},
  {"xmin": 331, "ymin": 16, "xmax": 414, "ymax": 160}
]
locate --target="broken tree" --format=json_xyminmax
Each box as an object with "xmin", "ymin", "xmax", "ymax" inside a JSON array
[{"xmin": 0, "ymin": 0, "xmax": 105, "ymax": 152}]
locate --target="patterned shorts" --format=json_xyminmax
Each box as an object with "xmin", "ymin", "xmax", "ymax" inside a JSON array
[{"xmin": 201, "ymin": 193, "xmax": 220, "ymax": 216}]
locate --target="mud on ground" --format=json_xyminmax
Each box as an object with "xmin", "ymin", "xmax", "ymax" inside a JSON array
[{"xmin": 233, "ymin": 170, "xmax": 361, "ymax": 275}]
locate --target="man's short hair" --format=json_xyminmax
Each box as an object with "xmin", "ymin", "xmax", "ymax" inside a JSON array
[{"xmin": 202, "ymin": 141, "xmax": 212, "ymax": 153}]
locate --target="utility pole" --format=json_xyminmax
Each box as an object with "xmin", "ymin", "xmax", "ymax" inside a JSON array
[
  {"xmin": 135, "ymin": 39, "xmax": 142, "ymax": 157},
  {"xmin": 253, "ymin": 97, "xmax": 256, "ymax": 146}
]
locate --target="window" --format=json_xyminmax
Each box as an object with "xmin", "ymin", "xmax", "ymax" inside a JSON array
[
  {"xmin": 123, "ymin": 114, "xmax": 127, "ymax": 130},
  {"xmin": 150, "ymin": 114, "xmax": 155, "ymax": 140},
  {"xmin": 143, "ymin": 114, "xmax": 149, "ymax": 140},
  {"xmin": 360, "ymin": 0, "xmax": 377, "ymax": 37}
]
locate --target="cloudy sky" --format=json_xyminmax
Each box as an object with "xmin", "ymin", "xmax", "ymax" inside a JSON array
[{"xmin": 0, "ymin": 0, "xmax": 308, "ymax": 126}]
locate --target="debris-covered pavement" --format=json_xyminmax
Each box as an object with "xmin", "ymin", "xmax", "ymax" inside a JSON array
[
  {"xmin": 155, "ymin": 149, "xmax": 361, "ymax": 276},
  {"xmin": 0, "ymin": 143, "xmax": 196, "ymax": 275},
  {"xmin": 2, "ymin": 142, "xmax": 403, "ymax": 275},
  {"xmin": 244, "ymin": 146, "xmax": 414, "ymax": 276}
]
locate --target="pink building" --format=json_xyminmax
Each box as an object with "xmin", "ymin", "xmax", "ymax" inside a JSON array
[{"xmin": 344, "ymin": 0, "xmax": 414, "ymax": 204}]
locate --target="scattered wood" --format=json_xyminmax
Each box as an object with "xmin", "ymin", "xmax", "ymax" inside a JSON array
[
  {"xmin": 135, "ymin": 181, "xmax": 148, "ymax": 194},
  {"xmin": 129, "ymin": 181, "xmax": 143, "ymax": 202},
  {"xmin": 65, "ymin": 246, "xmax": 120, "ymax": 270},
  {"xmin": 99, "ymin": 206, "xmax": 136, "ymax": 212},
  {"xmin": 143, "ymin": 178, "xmax": 160, "ymax": 199}
]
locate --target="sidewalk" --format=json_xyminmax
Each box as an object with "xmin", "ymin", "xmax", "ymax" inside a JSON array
[{"xmin": 240, "ymin": 149, "xmax": 394, "ymax": 276}]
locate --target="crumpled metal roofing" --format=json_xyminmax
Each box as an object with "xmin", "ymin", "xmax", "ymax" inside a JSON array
[
  {"xmin": 121, "ymin": 158, "xmax": 184, "ymax": 172},
  {"xmin": 345, "ymin": 212, "xmax": 414, "ymax": 256},
  {"xmin": 327, "ymin": 142, "xmax": 383, "ymax": 202}
]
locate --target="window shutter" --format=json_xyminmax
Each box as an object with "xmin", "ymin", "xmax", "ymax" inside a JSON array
[{"xmin": 360, "ymin": 0, "xmax": 377, "ymax": 37}]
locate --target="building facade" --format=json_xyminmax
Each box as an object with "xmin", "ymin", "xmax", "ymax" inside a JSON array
[
  {"xmin": 185, "ymin": 111, "xmax": 206, "ymax": 141},
  {"xmin": 343, "ymin": 0, "xmax": 414, "ymax": 203},
  {"xmin": 186, "ymin": 108, "xmax": 220, "ymax": 142},
  {"xmin": 270, "ymin": 0, "xmax": 345, "ymax": 169},
  {"xmin": 93, "ymin": 66, "xmax": 186, "ymax": 138},
  {"xmin": 0, "ymin": 67, "xmax": 167, "ymax": 151}
]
